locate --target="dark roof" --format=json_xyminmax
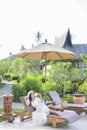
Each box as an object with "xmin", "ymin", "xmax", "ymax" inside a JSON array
[
  {"xmin": 64, "ymin": 44, "xmax": 87, "ymax": 60},
  {"xmin": 55, "ymin": 28, "xmax": 72, "ymax": 48},
  {"xmin": 55, "ymin": 29, "xmax": 87, "ymax": 61}
]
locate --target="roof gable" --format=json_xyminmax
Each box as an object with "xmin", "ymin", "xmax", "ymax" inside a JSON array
[
  {"xmin": 63, "ymin": 28, "xmax": 72, "ymax": 48},
  {"xmin": 55, "ymin": 28, "xmax": 72, "ymax": 48}
]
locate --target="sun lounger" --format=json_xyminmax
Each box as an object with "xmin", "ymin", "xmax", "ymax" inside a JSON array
[
  {"xmin": 48, "ymin": 91, "xmax": 87, "ymax": 114},
  {"xmin": 15, "ymin": 96, "xmax": 34, "ymax": 121},
  {"xmin": 15, "ymin": 96, "xmax": 80, "ymax": 128},
  {"xmin": 48, "ymin": 91, "xmax": 62, "ymax": 105}
]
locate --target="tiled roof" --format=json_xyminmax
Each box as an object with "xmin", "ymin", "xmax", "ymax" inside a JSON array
[{"xmin": 63, "ymin": 44, "xmax": 87, "ymax": 60}]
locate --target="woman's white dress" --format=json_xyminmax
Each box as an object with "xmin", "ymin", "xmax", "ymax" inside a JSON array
[{"xmin": 31, "ymin": 97, "xmax": 50, "ymax": 125}]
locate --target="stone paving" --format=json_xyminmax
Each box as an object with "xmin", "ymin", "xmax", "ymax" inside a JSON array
[{"xmin": 0, "ymin": 113, "xmax": 87, "ymax": 130}]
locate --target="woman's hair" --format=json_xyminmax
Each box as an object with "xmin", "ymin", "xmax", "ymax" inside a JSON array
[{"xmin": 29, "ymin": 93, "xmax": 32, "ymax": 105}]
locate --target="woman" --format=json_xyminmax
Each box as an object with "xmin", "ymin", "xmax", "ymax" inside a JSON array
[{"xmin": 27, "ymin": 90, "xmax": 62, "ymax": 125}]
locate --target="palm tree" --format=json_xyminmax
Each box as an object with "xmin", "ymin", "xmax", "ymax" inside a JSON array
[
  {"xmin": 20, "ymin": 45, "xmax": 26, "ymax": 51},
  {"xmin": 35, "ymin": 31, "xmax": 42, "ymax": 44},
  {"xmin": 9, "ymin": 52, "xmax": 12, "ymax": 61}
]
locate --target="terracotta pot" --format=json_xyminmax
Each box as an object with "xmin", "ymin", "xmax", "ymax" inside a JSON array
[{"xmin": 73, "ymin": 96, "xmax": 85, "ymax": 104}]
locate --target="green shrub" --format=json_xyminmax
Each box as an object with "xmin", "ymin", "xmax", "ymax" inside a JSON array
[
  {"xmin": 38, "ymin": 75, "xmax": 45, "ymax": 83},
  {"xmin": 11, "ymin": 74, "xmax": 20, "ymax": 81},
  {"xmin": 77, "ymin": 80, "xmax": 87, "ymax": 95},
  {"xmin": 12, "ymin": 84, "xmax": 26, "ymax": 102},
  {"xmin": 44, "ymin": 81, "xmax": 57, "ymax": 92},
  {"xmin": 4, "ymin": 73, "xmax": 11, "ymax": 81},
  {"xmin": 62, "ymin": 94, "xmax": 73, "ymax": 103},
  {"xmin": 63, "ymin": 80, "xmax": 74, "ymax": 93},
  {"xmin": 41, "ymin": 81, "xmax": 57, "ymax": 99},
  {"xmin": 12, "ymin": 74, "xmax": 43, "ymax": 102},
  {"xmin": 20, "ymin": 74, "xmax": 42, "ymax": 93}
]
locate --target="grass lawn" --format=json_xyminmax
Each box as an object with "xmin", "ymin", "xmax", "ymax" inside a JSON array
[{"xmin": 0, "ymin": 108, "xmax": 24, "ymax": 122}]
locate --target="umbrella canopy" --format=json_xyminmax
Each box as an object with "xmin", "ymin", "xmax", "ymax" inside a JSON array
[
  {"xmin": 15, "ymin": 40, "xmax": 76, "ymax": 60},
  {"xmin": 14, "ymin": 40, "xmax": 76, "ymax": 96}
]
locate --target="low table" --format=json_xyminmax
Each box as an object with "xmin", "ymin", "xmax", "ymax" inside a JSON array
[{"xmin": 50, "ymin": 103, "xmax": 87, "ymax": 114}]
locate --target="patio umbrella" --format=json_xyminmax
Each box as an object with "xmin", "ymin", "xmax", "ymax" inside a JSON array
[{"xmin": 14, "ymin": 39, "xmax": 76, "ymax": 95}]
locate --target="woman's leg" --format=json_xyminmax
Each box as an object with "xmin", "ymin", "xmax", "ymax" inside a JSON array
[{"xmin": 49, "ymin": 109, "xmax": 62, "ymax": 116}]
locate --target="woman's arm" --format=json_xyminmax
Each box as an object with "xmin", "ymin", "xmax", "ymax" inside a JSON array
[{"xmin": 25, "ymin": 96, "xmax": 30, "ymax": 106}]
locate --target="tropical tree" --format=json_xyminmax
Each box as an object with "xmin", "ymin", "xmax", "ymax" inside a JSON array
[
  {"xmin": 20, "ymin": 45, "xmax": 26, "ymax": 51},
  {"xmin": 10, "ymin": 58, "xmax": 42, "ymax": 79},
  {"xmin": 48, "ymin": 62, "xmax": 82, "ymax": 96},
  {"xmin": 35, "ymin": 31, "xmax": 42, "ymax": 43},
  {"xmin": 80, "ymin": 54, "xmax": 87, "ymax": 78},
  {"xmin": 0, "ymin": 61, "xmax": 10, "ymax": 78},
  {"xmin": 80, "ymin": 54, "xmax": 87, "ymax": 63},
  {"xmin": 11, "ymin": 58, "xmax": 29, "ymax": 79},
  {"xmin": 26, "ymin": 59, "xmax": 41, "ymax": 73}
]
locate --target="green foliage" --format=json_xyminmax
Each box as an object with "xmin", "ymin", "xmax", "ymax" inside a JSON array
[
  {"xmin": 37, "ymin": 75, "xmax": 45, "ymax": 83},
  {"xmin": 11, "ymin": 74, "xmax": 20, "ymax": 81},
  {"xmin": 62, "ymin": 94, "xmax": 73, "ymax": 103},
  {"xmin": 83, "ymin": 68, "xmax": 87, "ymax": 77},
  {"xmin": 12, "ymin": 73, "xmax": 59, "ymax": 102},
  {"xmin": 80, "ymin": 54, "xmax": 87, "ymax": 78},
  {"xmin": 63, "ymin": 80, "xmax": 74, "ymax": 93},
  {"xmin": 1, "ymin": 58, "xmax": 85, "ymax": 102},
  {"xmin": 12, "ymin": 74, "xmax": 43, "ymax": 102},
  {"xmin": 0, "ymin": 58, "xmax": 41, "ymax": 81},
  {"xmin": 4, "ymin": 73, "xmax": 11, "ymax": 81},
  {"xmin": 10, "ymin": 58, "xmax": 41, "ymax": 79},
  {"xmin": 0, "ymin": 61, "xmax": 10, "ymax": 78},
  {"xmin": 77, "ymin": 80, "xmax": 87, "ymax": 95},
  {"xmin": 45, "ymin": 81, "xmax": 57, "ymax": 92},
  {"xmin": 11, "ymin": 58, "xmax": 29, "ymax": 79},
  {"xmin": 48, "ymin": 62, "xmax": 82, "ymax": 96},
  {"xmin": 26, "ymin": 59, "xmax": 41, "ymax": 73},
  {"xmin": 12, "ymin": 84, "xmax": 26, "ymax": 102},
  {"xmin": 80, "ymin": 54, "xmax": 87, "ymax": 63},
  {"xmin": 20, "ymin": 74, "xmax": 42, "ymax": 93}
]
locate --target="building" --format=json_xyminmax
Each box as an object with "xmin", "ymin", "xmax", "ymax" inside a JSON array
[{"xmin": 55, "ymin": 29, "xmax": 87, "ymax": 70}]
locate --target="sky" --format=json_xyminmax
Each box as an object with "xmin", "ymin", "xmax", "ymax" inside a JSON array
[{"xmin": 0, "ymin": 0, "xmax": 87, "ymax": 59}]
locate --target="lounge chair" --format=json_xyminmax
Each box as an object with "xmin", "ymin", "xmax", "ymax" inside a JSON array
[
  {"xmin": 48, "ymin": 91, "xmax": 87, "ymax": 114},
  {"xmin": 15, "ymin": 96, "xmax": 80, "ymax": 128},
  {"xmin": 15, "ymin": 96, "xmax": 34, "ymax": 121}
]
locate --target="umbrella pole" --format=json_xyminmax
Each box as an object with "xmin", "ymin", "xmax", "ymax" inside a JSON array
[
  {"xmin": 44, "ymin": 53, "xmax": 47, "ymax": 100},
  {"xmin": 44, "ymin": 62, "xmax": 46, "ymax": 99}
]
